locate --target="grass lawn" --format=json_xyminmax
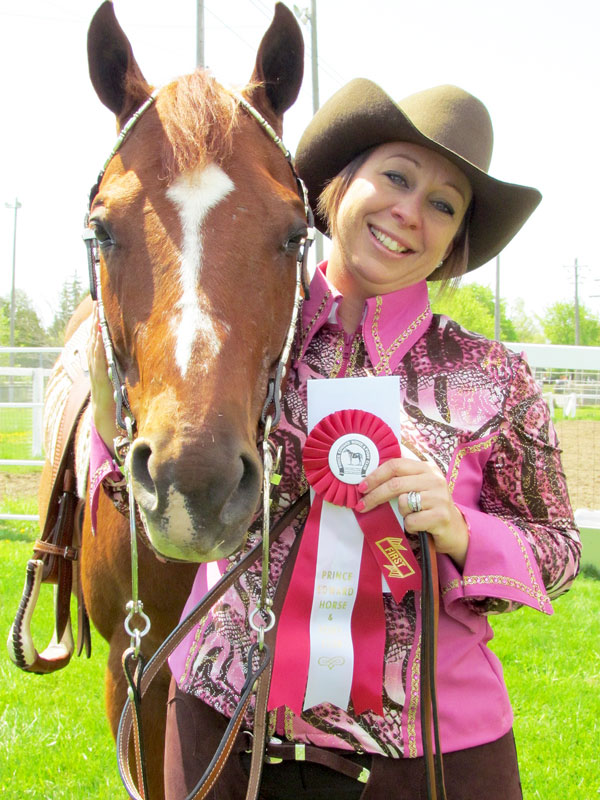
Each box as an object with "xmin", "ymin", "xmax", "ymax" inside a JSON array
[
  {"xmin": 0, "ymin": 407, "xmax": 36, "ymax": 461},
  {"xmin": 490, "ymin": 578, "xmax": 600, "ymax": 799},
  {"xmin": 1, "ymin": 519, "xmax": 598, "ymax": 799}
]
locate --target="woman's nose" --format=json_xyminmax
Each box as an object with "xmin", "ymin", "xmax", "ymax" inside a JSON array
[{"xmin": 391, "ymin": 195, "xmax": 421, "ymax": 229}]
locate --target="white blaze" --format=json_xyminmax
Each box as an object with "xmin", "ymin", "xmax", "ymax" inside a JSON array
[{"xmin": 166, "ymin": 163, "xmax": 234, "ymax": 375}]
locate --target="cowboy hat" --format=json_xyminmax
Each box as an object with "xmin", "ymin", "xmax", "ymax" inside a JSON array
[{"xmin": 295, "ymin": 79, "xmax": 542, "ymax": 272}]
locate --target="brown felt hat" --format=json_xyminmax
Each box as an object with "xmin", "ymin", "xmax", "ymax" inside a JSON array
[{"xmin": 295, "ymin": 79, "xmax": 542, "ymax": 272}]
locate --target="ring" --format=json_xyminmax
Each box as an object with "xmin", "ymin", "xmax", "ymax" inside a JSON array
[{"xmin": 407, "ymin": 490, "xmax": 422, "ymax": 513}]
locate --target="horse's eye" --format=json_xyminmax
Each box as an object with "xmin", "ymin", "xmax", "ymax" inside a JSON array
[
  {"xmin": 90, "ymin": 220, "xmax": 114, "ymax": 248},
  {"xmin": 284, "ymin": 228, "xmax": 308, "ymax": 255}
]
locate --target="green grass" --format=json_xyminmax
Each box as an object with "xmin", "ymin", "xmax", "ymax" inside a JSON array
[
  {"xmin": 552, "ymin": 406, "xmax": 600, "ymax": 422},
  {"xmin": 0, "ymin": 532, "xmax": 121, "ymax": 798},
  {"xmin": 0, "ymin": 408, "xmax": 35, "ymax": 460},
  {"xmin": 1, "ymin": 518, "xmax": 598, "ymax": 798},
  {"xmin": 489, "ymin": 582, "xmax": 599, "ymax": 799}
]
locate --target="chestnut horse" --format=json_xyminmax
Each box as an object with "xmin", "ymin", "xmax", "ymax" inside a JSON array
[{"xmin": 37, "ymin": 2, "xmax": 306, "ymax": 797}]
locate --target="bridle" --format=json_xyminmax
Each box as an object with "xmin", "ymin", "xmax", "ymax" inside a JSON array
[
  {"xmin": 81, "ymin": 82, "xmax": 314, "ymax": 727},
  {"xmin": 83, "ymin": 88, "xmax": 313, "ymax": 436}
]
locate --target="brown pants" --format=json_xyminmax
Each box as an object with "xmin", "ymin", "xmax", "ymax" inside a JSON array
[{"xmin": 164, "ymin": 680, "xmax": 523, "ymax": 800}]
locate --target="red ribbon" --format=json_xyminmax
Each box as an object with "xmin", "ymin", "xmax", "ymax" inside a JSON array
[
  {"xmin": 268, "ymin": 409, "xmax": 421, "ymax": 717},
  {"xmin": 303, "ymin": 409, "xmax": 421, "ymax": 602}
]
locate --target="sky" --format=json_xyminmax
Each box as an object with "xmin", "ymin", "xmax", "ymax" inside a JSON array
[{"xmin": 1, "ymin": 0, "xmax": 599, "ymax": 327}]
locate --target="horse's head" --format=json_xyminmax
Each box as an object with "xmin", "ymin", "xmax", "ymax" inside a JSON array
[{"xmin": 86, "ymin": 2, "xmax": 306, "ymax": 562}]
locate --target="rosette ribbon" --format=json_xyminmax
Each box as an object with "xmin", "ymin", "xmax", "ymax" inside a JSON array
[{"xmin": 268, "ymin": 409, "xmax": 421, "ymax": 717}]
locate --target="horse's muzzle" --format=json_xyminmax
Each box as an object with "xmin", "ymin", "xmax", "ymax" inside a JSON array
[{"xmin": 127, "ymin": 435, "xmax": 262, "ymax": 562}]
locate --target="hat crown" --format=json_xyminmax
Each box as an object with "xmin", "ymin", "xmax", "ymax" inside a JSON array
[{"xmin": 399, "ymin": 85, "xmax": 493, "ymax": 173}]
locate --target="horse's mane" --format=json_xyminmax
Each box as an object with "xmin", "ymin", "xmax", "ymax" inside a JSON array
[{"xmin": 160, "ymin": 70, "xmax": 239, "ymax": 178}]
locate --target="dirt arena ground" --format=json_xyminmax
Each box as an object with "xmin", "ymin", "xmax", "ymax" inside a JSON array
[
  {"xmin": 554, "ymin": 420, "xmax": 599, "ymax": 510},
  {"xmin": 1, "ymin": 420, "xmax": 597, "ymax": 513}
]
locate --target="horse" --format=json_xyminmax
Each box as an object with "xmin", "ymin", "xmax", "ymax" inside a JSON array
[{"xmin": 23, "ymin": 2, "xmax": 307, "ymax": 797}]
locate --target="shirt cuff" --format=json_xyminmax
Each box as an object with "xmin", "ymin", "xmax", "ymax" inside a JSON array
[
  {"xmin": 438, "ymin": 503, "xmax": 553, "ymax": 615},
  {"xmin": 89, "ymin": 422, "xmax": 124, "ymax": 533}
]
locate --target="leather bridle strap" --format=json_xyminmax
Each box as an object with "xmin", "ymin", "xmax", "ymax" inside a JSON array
[
  {"xmin": 419, "ymin": 532, "xmax": 447, "ymax": 800},
  {"xmin": 116, "ymin": 494, "xmax": 309, "ymax": 800}
]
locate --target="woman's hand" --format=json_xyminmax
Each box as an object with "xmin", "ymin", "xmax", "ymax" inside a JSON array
[
  {"xmin": 356, "ymin": 457, "xmax": 469, "ymax": 568},
  {"xmin": 87, "ymin": 302, "xmax": 119, "ymax": 456}
]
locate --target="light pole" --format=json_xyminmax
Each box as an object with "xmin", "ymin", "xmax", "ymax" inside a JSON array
[
  {"xmin": 294, "ymin": 1, "xmax": 323, "ymax": 264},
  {"xmin": 196, "ymin": 0, "xmax": 204, "ymax": 69},
  {"xmin": 573, "ymin": 257, "xmax": 580, "ymax": 346},
  {"xmin": 494, "ymin": 254, "xmax": 500, "ymax": 341},
  {"xmin": 5, "ymin": 198, "xmax": 22, "ymax": 357}
]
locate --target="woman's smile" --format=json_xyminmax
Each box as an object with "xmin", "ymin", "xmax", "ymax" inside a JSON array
[{"xmin": 368, "ymin": 224, "xmax": 414, "ymax": 255}]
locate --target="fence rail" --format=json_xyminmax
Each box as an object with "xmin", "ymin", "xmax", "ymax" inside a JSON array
[{"xmin": 1, "ymin": 344, "xmax": 599, "ymax": 526}]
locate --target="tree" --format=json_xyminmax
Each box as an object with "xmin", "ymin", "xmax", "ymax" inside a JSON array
[
  {"xmin": 430, "ymin": 283, "xmax": 517, "ymax": 340},
  {"xmin": 47, "ymin": 273, "xmax": 88, "ymax": 345},
  {"xmin": 509, "ymin": 298, "xmax": 544, "ymax": 343},
  {"xmin": 0, "ymin": 289, "xmax": 47, "ymax": 347},
  {"xmin": 0, "ymin": 304, "xmax": 9, "ymax": 345},
  {"xmin": 540, "ymin": 301, "xmax": 600, "ymax": 345}
]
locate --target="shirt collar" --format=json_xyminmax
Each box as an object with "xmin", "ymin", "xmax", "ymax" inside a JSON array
[{"xmin": 299, "ymin": 261, "xmax": 432, "ymax": 375}]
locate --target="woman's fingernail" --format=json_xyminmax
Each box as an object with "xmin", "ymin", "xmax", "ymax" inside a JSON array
[
  {"xmin": 357, "ymin": 481, "xmax": 368, "ymax": 493},
  {"xmin": 355, "ymin": 500, "xmax": 365, "ymax": 512}
]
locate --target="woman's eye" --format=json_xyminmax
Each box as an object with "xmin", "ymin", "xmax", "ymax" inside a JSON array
[
  {"xmin": 431, "ymin": 199, "xmax": 455, "ymax": 216},
  {"xmin": 384, "ymin": 171, "xmax": 408, "ymax": 187}
]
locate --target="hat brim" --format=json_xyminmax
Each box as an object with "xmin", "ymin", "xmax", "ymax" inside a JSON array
[{"xmin": 295, "ymin": 79, "xmax": 541, "ymax": 273}]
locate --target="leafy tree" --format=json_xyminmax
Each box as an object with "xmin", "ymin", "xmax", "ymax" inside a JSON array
[
  {"xmin": 47, "ymin": 273, "xmax": 88, "ymax": 345},
  {"xmin": 431, "ymin": 283, "xmax": 517, "ymax": 340},
  {"xmin": 0, "ymin": 304, "xmax": 9, "ymax": 345},
  {"xmin": 540, "ymin": 301, "xmax": 600, "ymax": 345},
  {"xmin": 0, "ymin": 289, "xmax": 47, "ymax": 347},
  {"xmin": 509, "ymin": 298, "xmax": 544, "ymax": 343}
]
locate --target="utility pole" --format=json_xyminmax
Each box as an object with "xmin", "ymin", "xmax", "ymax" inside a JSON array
[
  {"xmin": 294, "ymin": 1, "xmax": 323, "ymax": 264},
  {"xmin": 308, "ymin": 0, "xmax": 320, "ymax": 116},
  {"xmin": 574, "ymin": 258, "xmax": 580, "ymax": 346},
  {"xmin": 5, "ymin": 198, "xmax": 22, "ymax": 357},
  {"xmin": 196, "ymin": 0, "xmax": 204, "ymax": 68},
  {"xmin": 494, "ymin": 254, "xmax": 500, "ymax": 341}
]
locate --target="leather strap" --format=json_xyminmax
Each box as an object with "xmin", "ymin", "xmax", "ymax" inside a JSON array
[
  {"xmin": 117, "ymin": 494, "xmax": 310, "ymax": 800},
  {"xmin": 244, "ymin": 516, "xmax": 306, "ymax": 800},
  {"xmin": 419, "ymin": 532, "xmax": 447, "ymax": 800},
  {"xmin": 117, "ymin": 498, "xmax": 446, "ymax": 800},
  {"xmin": 240, "ymin": 734, "xmax": 370, "ymax": 783},
  {"xmin": 8, "ymin": 367, "xmax": 91, "ymax": 675}
]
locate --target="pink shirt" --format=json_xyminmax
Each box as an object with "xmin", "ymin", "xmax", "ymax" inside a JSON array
[{"xmin": 98, "ymin": 263, "xmax": 580, "ymax": 757}]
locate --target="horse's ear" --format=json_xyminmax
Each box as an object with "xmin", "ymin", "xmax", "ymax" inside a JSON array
[
  {"xmin": 87, "ymin": 1, "xmax": 153, "ymax": 130},
  {"xmin": 246, "ymin": 2, "xmax": 304, "ymax": 135}
]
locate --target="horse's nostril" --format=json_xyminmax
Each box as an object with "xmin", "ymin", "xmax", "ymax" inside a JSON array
[
  {"xmin": 239, "ymin": 453, "xmax": 260, "ymax": 495},
  {"xmin": 130, "ymin": 440, "xmax": 158, "ymax": 509},
  {"xmin": 221, "ymin": 452, "xmax": 261, "ymax": 526}
]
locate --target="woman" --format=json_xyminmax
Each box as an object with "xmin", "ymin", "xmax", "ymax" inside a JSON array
[{"xmin": 89, "ymin": 80, "xmax": 580, "ymax": 799}]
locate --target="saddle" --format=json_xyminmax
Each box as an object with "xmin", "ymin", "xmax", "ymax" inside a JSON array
[{"xmin": 8, "ymin": 322, "xmax": 92, "ymax": 674}]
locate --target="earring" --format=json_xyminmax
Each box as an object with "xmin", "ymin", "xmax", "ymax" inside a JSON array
[{"xmin": 437, "ymin": 260, "xmax": 444, "ymax": 268}]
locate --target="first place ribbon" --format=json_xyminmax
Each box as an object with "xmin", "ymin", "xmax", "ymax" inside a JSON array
[{"xmin": 268, "ymin": 409, "xmax": 421, "ymax": 717}]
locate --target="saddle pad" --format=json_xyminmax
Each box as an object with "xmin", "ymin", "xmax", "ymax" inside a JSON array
[{"xmin": 43, "ymin": 315, "xmax": 92, "ymax": 496}]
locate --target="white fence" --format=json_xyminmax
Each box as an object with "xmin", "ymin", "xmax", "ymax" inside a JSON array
[
  {"xmin": 1, "ymin": 344, "xmax": 599, "ymax": 532},
  {"xmin": 0, "ymin": 347, "xmax": 61, "ymax": 468},
  {"xmin": 0, "ymin": 348, "xmax": 61, "ymax": 521}
]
